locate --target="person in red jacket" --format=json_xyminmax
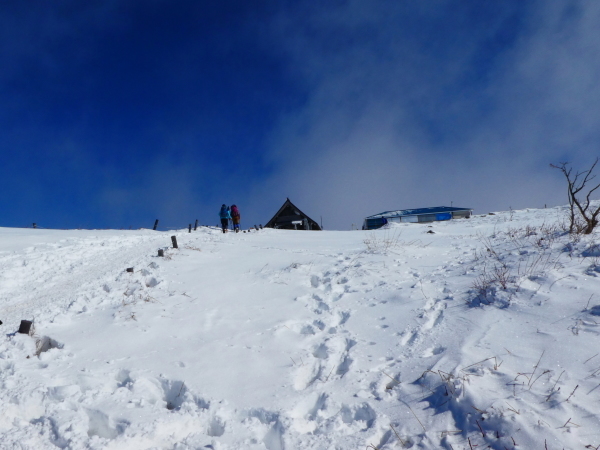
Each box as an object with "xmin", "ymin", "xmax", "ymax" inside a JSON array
[{"xmin": 230, "ymin": 205, "xmax": 241, "ymax": 233}]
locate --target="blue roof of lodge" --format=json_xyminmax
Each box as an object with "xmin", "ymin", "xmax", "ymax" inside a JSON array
[{"xmin": 366, "ymin": 206, "xmax": 472, "ymax": 219}]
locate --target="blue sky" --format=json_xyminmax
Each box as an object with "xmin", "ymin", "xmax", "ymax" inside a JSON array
[{"xmin": 1, "ymin": 1, "xmax": 599, "ymax": 230}]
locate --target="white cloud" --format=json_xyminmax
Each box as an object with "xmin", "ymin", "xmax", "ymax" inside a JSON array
[{"xmin": 252, "ymin": 0, "xmax": 600, "ymax": 229}]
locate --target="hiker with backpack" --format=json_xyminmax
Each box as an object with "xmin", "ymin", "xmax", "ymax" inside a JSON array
[
  {"xmin": 230, "ymin": 205, "xmax": 241, "ymax": 233},
  {"xmin": 219, "ymin": 204, "xmax": 231, "ymax": 233}
]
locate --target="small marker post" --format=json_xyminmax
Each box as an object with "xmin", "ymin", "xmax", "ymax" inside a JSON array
[
  {"xmin": 171, "ymin": 236, "xmax": 178, "ymax": 249},
  {"xmin": 18, "ymin": 320, "xmax": 32, "ymax": 334}
]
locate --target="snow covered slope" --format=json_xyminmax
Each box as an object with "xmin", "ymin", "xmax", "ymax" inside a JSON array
[{"xmin": 1, "ymin": 206, "xmax": 600, "ymax": 449}]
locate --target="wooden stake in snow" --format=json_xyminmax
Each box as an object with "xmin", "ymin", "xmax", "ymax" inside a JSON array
[
  {"xmin": 153, "ymin": 219, "xmax": 159, "ymax": 230},
  {"xmin": 126, "ymin": 267, "xmax": 134, "ymax": 273},
  {"xmin": 18, "ymin": 320, "xmax": 32, "ymax": 334},
  {"xmin": 188, "ymin": 224, "xmax": 192, "ymax": 233},
  {"xmin": 171, "ymin": 236, "xmax": 178, "ymax": 249},
  {"xmin": 194, "ymin": 219, "xmax": 198, "ymax": 231},
  {"xmin": 158, "ymin": 249, "xmax": 164, "ymax": 257}
]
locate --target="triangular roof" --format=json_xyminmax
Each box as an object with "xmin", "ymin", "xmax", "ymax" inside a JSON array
[{"xmin": 265, "ymin": 198, "xmax": 322, "ymax": 230}]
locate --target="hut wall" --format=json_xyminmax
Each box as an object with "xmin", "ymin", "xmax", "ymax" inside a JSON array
[{"xmin": 452, "ymin": 211, "xmax": 471, "ymax": 219}]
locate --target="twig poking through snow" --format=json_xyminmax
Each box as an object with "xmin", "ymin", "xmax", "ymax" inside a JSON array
[
  {"xmin": 587, "ymin": 383, "xmax": 600, "ymax": 395},
  {"xmin": 550, "ymin": 370, "xmax": 565, "ymax": 392},
  {"xmin": 566, "ymin": 385, "xmax": 579, "ymax": 402},
  {"xmin": 419, "ymin": 279, "xmax": 428, "ymax": 300},
  {"xmin": 529, "ymin": 369, "xmax": 551, "ymax": 390},
  {"xmin": 382, "ymin": 370, "xmax": 401, "ymax": 388},
  {"xmin": 389, "ymin": 424, "xmax": 406, "ymax": 446},
  {"xmin": 585, "ymin": 294, "xmax": 594, "ymax": 310},
  {"xmin": 401, "ymin": 401, "xmax": 426, "ymax": 432},
  {"xmin": 476, "ymin": 419, "xmax": 486, "ymax": 437},
  {"xmin": 560, "ymin": 417, "xmax": 581, "ymax": 428},
  {"xmin": 324, "ymin": 365, "xmax": 335, "ymax": 382},
  {"xmin": 548, "ymin": 275, "xmax": 569, "ymax": 291},
  {"xmin": 528, "ymin": 350, "xmax": 545, "ymax": 388},
  {"xmin": 505, "ymin": 402, "xmax": 520, "ymax": 414}
]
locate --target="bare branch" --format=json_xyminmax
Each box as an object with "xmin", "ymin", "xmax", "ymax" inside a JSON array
[{"xmin": 551, "ymin": 158, "xmax": 600, "ymax": 234}]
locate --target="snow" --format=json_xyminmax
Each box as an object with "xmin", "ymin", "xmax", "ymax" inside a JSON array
[{"xmin": 1, "ymin": 206, "xmax": 600, "ymax": 449}]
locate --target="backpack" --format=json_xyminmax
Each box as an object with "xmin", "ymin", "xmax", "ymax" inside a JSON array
[{"xmin": 231, "ymin": 205, "xmax": 240, "ymax": 218}]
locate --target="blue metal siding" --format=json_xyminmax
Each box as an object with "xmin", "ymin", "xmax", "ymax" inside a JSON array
[
  {"xmin": 365, "ymin": 206, "xmax": 472, "ymax": 220},
  {"xmin": 364, "ymin": 217, "xmax": 386, "ymax": 230},
  {"xmin": 364, "ymin": 205, "xmax": 472, "ymax": 228}
]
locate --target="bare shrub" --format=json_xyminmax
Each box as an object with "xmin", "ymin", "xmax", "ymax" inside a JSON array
[
  {"xmin": 468, "ymin": 225, "xmax": 563, "ymax": 306},
  {"xmin": 364, "ymin": 229, "xmax": 402, "ymax": 253},
  {"xmin": 551, "ymin": 159, "xmax": 600, "ymax": 234}
]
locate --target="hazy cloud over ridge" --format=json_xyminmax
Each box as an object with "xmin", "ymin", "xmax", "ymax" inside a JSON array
[{"xmin": 251, "ymin": 0, "xmax": 600, "ymax": 228}]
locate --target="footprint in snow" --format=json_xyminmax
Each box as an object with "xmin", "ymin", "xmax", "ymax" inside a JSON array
[
  {"xmin": 207, "ymin": 415, "xmax": 226, "ymax": 437},
  {"xmin": 399, "ymin": 329, "xmax": 419, "ymax": 346},
  {"xmin": 313, "ymin": 299, "xmax": 330, "ymax": 314},
  {"xmin": 421, "ymin": 345, "xmax": 446, "ymax": 357},
  {"xmin": 334, "ymin": 310, "xmax": 351, "ymax": 326},
  {"xmin": 422, "ymin": 305, "xmax": 445, "ymax": 331},
  {"xmin": 87, "ymin": 409, "xmax": 126, "ymax": 439},
  {"xmin": 310, "ymin": 275, "xmax": 320, "ymax": 288},
  {"xmin": 336, "ymin": 355, "xmax": 353, "ymax": 376},
  {"xmin": 244, "ymin": 408, "xmax": 285, "ymax": 450},
  {"xmin": 312, "ymin": 343, "xmax": 329, "ymax": 359},
  {"xmin": 289, "ymin": 391, "xmax": 329, "ymax": 433},
  {"xmin": 293, "ymin": 359, "xmax": 324, "ymax": 390},
  {"xmin": 339, "ymin": 403, "xmax": 377, "ymax": 430}
]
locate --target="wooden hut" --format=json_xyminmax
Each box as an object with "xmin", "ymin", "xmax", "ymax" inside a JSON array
[{"xmin": 265, "ymin": 198, "xmax": 322, "ymax": 230}]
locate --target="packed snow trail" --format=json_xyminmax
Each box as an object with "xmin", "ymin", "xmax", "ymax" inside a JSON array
[
  {"xmin": 0, "ymin": 229, "xmax": 169, "ymax": 325},
  {"xmin": 1, "ymin": 207, "xmax": 600, "ymax": 449}
]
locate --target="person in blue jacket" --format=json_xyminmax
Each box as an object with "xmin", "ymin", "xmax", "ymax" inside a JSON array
[{"xmin": 219, "ymin": 204, "xmax": 231, "ymax": 233}]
